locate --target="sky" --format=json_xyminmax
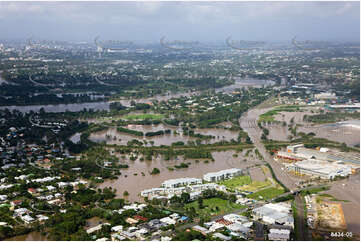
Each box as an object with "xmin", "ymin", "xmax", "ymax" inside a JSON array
[{"xmin": 0, "ymin": 1, "xmax": 359, "ymax": 43}]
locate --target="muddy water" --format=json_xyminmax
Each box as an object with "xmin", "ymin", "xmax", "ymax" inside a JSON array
[
  {"xmin": 239, "ymin": 107, "xmax": 301, "ymax": 190},
  {"xmin": 114, "ymin": 79, "xmax": 272, "ymax": 106},
  {"xmin": 89, "ymin": 124, "xmax": 239, "ymax": 146},
  {"xmin": 112, "ymin": 91, "xmax": 198, "ymax": 107},
  {"xmin": 99, "ymin": 149, "xmax": 261, "ymax": 202},
  {"xmin": 327, "ymin": 174, "xmax": 360, "ymax": 235},
  {"xmin": 0, "ymin": 79, "xmax": 272, "ymax": 113},
  {"xmin": 216, "ymin": 79, "xmax": 274, "ymax": 93},
  {"xmin": 298, "ymin": 124, "xmax": 360, "ymax": 147},
  {"xmin": 256, "ymin": 108, "xmax": 359, "ymax": 146},
  {"xmin": 90, "ymin": 126, "xmax": 194, "ymax": 146},
  {"xmin": 0, "ymin": 102, "xmax": 111, "ymax": 113},
  {"xmin": 268, "ymin": 110, "xmax": 316, "ymax": 141},
  {"xmin": 273, "ymin": 111, "xmax": 360, "ymax": 146},
  {"xmin": 0, "ymin": 72, "xmax": 9, "ymax": 85},
  {"xmin": 70, "ymin": 132, "xmax": 82, "ymax": 144},
  {"xmin": 248, "ymin": 167, "xmax": 267, "ymax": 182},
  {"xmin": 6, "ymin": 231, "xmax": 47, "ymax": 241},
  {"xmin": 85, "ymin": 216, "xmax": 104, "ymax": 228},
  {"xmin": 6, "ymin": 217, "xmax": 103, "ymax": 241}
]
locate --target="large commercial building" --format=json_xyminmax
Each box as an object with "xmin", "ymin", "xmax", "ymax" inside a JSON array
[
  {"xmin": 314, "ymin": 92, "xmax": 337, "ymax": 100},
  {"xmin": 253, "ymin": 203, "xmax": 294, "ymax": 228},
  {"xmin": 203, "ymin": 168, "xmax": 242, "ymax": 182},
  {"xmin": 141, "ymin": 183, "xmax": 226, "ymax": 200},
  {"xmin": 161, "ymin": 177, "xmax": 202, "ymax": 188},
  {"xmin": 286, "ymin": 159, "xmax": 352, "ymax": 179},
  {"xmin": 284, "ymin": 144, "xmax": 360, "ymax": 166},
  {"xmin": 275, "ymin": 151, "xmax": 303, "ymax": 162}
]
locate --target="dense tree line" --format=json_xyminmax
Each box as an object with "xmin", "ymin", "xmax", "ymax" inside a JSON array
[{"xmin": 117, "ymin": 127, "xmax": 143, "ymax": 136}]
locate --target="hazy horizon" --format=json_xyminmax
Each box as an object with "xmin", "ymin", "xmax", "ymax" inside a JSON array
[{"xmin": 0, "ymin": 1, "xmax": 359, "ymax": 43}]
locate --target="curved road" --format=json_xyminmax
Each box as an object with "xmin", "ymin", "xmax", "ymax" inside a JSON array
[{"xmin": 239, "ymin": 107, "xmax": 299, "ymax": 191}]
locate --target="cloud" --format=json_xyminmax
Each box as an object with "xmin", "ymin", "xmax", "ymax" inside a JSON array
[{"xmin": 0, "ymin": 1, "xmax": 358, "ymax": 42}]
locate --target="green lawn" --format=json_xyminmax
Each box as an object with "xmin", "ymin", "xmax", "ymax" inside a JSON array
[
  {"xmin": 217, "ymin": 175, "xmax": 273, "ymax": 192},
  {"xmin": 247, "ymin": 187, "xmax": 285, "ymax": 200},
  {"xmin": 122, "ymin": 113, "xmax": 164, "ymax": 120},
  {"xmin": 218, "ymin": 175, "xmax": 252, "ymax": 190},
  {"xmin": 184, "ymin": 198, "xmax": 246, "ymax": 217}
]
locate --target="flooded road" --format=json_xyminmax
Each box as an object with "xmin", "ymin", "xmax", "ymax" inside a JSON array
[
  {"xmin": 99, "ymin": 149, "xmax": 261, "ymax": 202},
  {"xmin": 239, "ymin": 104, "xmax": 360, "ymax": 191},
  {"xmin": 239, "ymin": 107, "xmax": 300, "ymax": 191}
]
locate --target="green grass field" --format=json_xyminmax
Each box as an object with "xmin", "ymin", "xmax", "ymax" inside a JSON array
[
  {"xmin": 247, "ymin": 187, "xmax": 284, "ymax": 200},
  {"xmin": 218, "ymin": 176, "xmax": 252, "ymax": 190},
  {"xmin": 239, "ymin": 179, "xmax": 273, "ymax": 192},
  {"xmin": 122, "ymin": 113, "xmax": 164, "ymax": 120},
  {"xmin": 184, "ymin": 198, "xmax": 246, "ymax": 217},
  {"xmin": 217, "ymin": 175, "xmax": 273, "ymax": 192}
]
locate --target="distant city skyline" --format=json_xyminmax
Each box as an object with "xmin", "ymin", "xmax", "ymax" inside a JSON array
[{"xmin": 0, "ymin": 1, "xmax": 359, "ymax": 42}]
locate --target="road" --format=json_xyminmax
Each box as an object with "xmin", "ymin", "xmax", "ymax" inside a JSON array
[
  {"xmin": 29, "ymin": 115, "xmax": 55, "ymax": 128},
  {"xmin": 294, "ymin": 194, "xmax": 308, "ymax": 241},
  {"xmin": 28, "ymin": 74, "xmax": 52, "ymax": 87},
  {"xmin": 239, "ymin": 107, "xmax": 299, "ymax": 191},
  {"xmin": 95, "ymin": 75, "xmax": 118, "ymax": 87}
]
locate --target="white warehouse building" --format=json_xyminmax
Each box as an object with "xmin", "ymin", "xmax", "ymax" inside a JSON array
[
  {"xmin": 203, "ymin": 168, "xmax": 242, "ymax": 182},
  {"xmin": 286, "ymin": 159, "xmax": 352, "ymax": 180},
  {"xmin": 161, "ymin": 177, "xmax": 202, "ymax": 188}
]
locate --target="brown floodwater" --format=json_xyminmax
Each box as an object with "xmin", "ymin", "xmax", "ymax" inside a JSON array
[
  {"xmin": 98, "ymin": 149, "xmax": 262, "ymax": 202},
  {"xmin": 113, "ymin": 78, "xmax": 272, "ymax": 106},
  {"xmin": 69, "ymin": 132, "xmax": 82, "ymax": 144},
  {"xmin": 6, "ymin": 231, "xmax": 47, "ymax": 241},
  {"xmin": 216, "ymin": 78, "xmax": 274, "ymax": 93},
  {"xmin": 0, "ymin": 78, "xmax": 272, "ymax": 113},
  {"xmin": 89, "ymin": 124, "xmax": 239, "ymax": 146},
  {"xmin": 267, "ymin": 110, "xmax": 316, "ymax": 141},
  {"xmin": 85, "ymin": 216, "xmax": 104, "ymax": 228},
  {"xmin": 298, "ymin": 123, "xmax": 360, "ymax": 147},
  {"xmin": 239, "ymin": 107, "xmax": 303, "ymax": 191},
  {"xmin": 255, "ymin": 108, "xmax": 359, "ymax": 146}
]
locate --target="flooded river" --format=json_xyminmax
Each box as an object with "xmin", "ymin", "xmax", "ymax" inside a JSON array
[
  {"xmin": 0, "ymin": 101, "xmax": 111, "ymax": 113},
  {"xmin": 0, "ymin": 79, "xmax": 272, "ymax": 113},
  {"xmin": 216, "ymin": 78, "xmax": 274, "ymax": 93}
]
